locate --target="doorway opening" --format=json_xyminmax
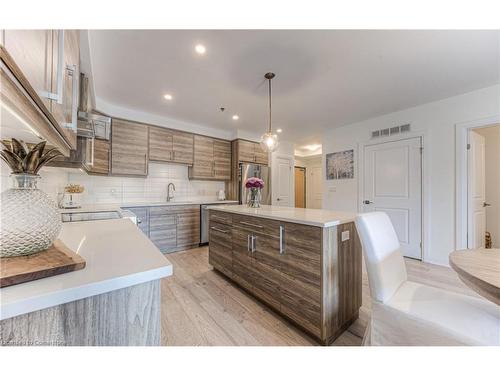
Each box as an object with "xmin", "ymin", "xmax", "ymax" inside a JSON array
[
  {"xmin": 467, "ymin": 124, "xmax": 500, "ymax": 249},
  {"xmin": 362, "ymin": 136, "xmax": 423, "ymax": 259},
  {"xmin": 294, "ymin": 167, "xmax": 306, "ymax": 208}
]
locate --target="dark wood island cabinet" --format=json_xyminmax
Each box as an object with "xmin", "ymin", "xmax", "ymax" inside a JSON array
[{"xmin": 208, "ymin": 206, "xmax": 362, "ymax": 345}]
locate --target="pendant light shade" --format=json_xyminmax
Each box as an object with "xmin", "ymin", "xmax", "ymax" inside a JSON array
[
  {"xmin": 260, "ymin": 132, "xmax": 279, "ymax": 152},
  {"xmin": 260, "ymin": 72, "xmax": 279, "ymax": 152}
]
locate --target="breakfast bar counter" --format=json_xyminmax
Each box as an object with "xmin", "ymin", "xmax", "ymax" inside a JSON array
[
  {"xmin": 207, "ymin": 205, "xmax": 362, "ymax": 345},
  {"xmin": 0, "ymin": 218, "xmax": 172, "ymax": 345}
]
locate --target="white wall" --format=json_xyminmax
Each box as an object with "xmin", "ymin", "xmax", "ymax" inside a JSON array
[
  {"xmin": 475, "ymin": 125, "xmax": 500, "ymax": 247},
  {"xmin": 322, "ymin": 84, "xmax": 500, "ymax": 266}
]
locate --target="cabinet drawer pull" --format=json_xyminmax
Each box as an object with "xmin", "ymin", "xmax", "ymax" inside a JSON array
[
  {"xmin": 239, "ymin": 221, "xmax": 263, "ymax": 229},
  {"xmin": 279, "ymin": 225, "xmax": 285, "ymax": 254},
  {"xmin": 210, "ymin": 226, "xmax": 229, "ymax": 234},
  {"xmin": 247, "ymin": 234, "xmax": 251, "ymax": 252},
  {"xmin": 251, "ymin": 235, "xmax": 256, "ymax": 253}
]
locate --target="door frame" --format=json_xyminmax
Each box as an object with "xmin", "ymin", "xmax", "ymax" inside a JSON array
[
  {"xmin": 358, "ymin": 132, "xmax": 427, "ymax": 261},
  {"xmin": 294, "ymin": 166, "xmax": 306, "ymax": 208},
  {"xmin": 455, "ymin": 115, "xmax": 500, "ymax": 250}
]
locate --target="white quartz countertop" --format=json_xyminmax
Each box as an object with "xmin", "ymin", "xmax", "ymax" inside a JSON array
[
  {"xmin": 208, "ymin": 204, "xmax": 356, "ymax": 227},
  {"xmin": 0, "ymin": 219, "xmax": 172, "ymax": 320},
  {"xmin": 59, "ymin": 200, "xmax": 239, "ymax": 214}
]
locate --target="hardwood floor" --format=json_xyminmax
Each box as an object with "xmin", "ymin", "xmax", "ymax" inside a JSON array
[{"xmin": 161, "ymin": 246, "xmax": 480, "ymax": 346}]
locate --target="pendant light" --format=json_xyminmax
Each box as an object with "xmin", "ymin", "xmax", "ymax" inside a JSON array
[{"xmin": 260, "ymin": 72, "xmax": 279, "ymax": 152}]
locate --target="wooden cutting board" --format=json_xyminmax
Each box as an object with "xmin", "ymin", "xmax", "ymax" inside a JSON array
[{"xmin": 0, "ymin": 239, "xmax": 86, "ymax": 288}]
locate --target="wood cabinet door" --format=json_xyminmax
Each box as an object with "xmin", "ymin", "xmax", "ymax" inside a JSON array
[
  {"xmin": 192, "ymin": 135, "xmax": 214, "ymax": 178},
  {"xmin": 149, "ymin": 126, "xmax": 173, "ymax": 162},
  {"xmin": 252, "ymin": 232, "xmax": 282, "ymax": 310},
  {"xmin": 237, "ymin": 140, "xmax": 255, "ymax": 163},
  {"xmin": 176, "ymin": 206, "xmax": 201, "ymax": 247},
  {"xmin": 280, "ymin": 222, "xmax": 322, "ymax": 337},
  {"xmin": 213, "ymin": 139, "xmax": 231, "ymax": 180},
  {"xmin": 3, "ymin": 30, "xmax": 53, "ymax": 111},
  {"xmin": 208, "ymin": 222, "xmax": 232, "ymax": 277},
  {"xmin": 231, "ymin": 226, "xmax": 255, "ymax": 291},
  {"xmin": 172, "ymin": 131, "xmax": 194, "ymax": 165},
  {"xmin": 149, "ymin": 213, "xmax": 177, "ymax": 252},
  {"xmin": 111, "ymin": 119, "xmax": 148, "ymax": 176},
  {"xmin": 88, "ymin": 139, "xmax": 110, "ymax": 175},
  {"xmin": 50, "ymin": 30, "xmax": 79, "ymax": 150},
  {"xmin": 254, "ymin": 144, "xmax": 268, "ymax": 165}
]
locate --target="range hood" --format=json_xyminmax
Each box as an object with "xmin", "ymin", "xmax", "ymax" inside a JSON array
[{"xmin": 77, "ymin": 73, "xmax": 111, "ymax": 140}]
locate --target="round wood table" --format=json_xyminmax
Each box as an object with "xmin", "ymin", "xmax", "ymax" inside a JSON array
[{"xmin": 449, "ymin": 248, "xmax": 500, "ymax": 305}]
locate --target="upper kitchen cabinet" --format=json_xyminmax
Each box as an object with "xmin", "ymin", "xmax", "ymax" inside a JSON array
[
  {"xmin": 190, "ymin": 135, "xmax": 214, "ymax": 179},
  {"xmin": 111, "ymin": 119, "xmax": 149, "ymax": 176},
  {"xmin": 1, "ymin": 30, "xmax": 81, "ymax": 154},
  {"xmin": 233, "ymin": 139, "xmax": 268, "ymax": 165},
  {"xmin": 213, "ymin": 139, "xmax": 231, "ymax": 179},
  {"xmin": 189, "ymin": 135, "xmax": 231, "ymax": 180},
  {"xmin": 172, "ymin": 130, "xmax": 194, "ymax": 165},
  {"xmin": 2, "ymin": 30, "xmax": 53, "ymax": 110},
  {"xmin": 149, "ymin": 126, "xmax": 194, "ymax": 165},
  {"xmin": 48, "ymin": 30, "xmax": 80, "ymax": 150},
  {"xmin": 149, "ymin": 126, "xmax": 173, "ymax": 162}
]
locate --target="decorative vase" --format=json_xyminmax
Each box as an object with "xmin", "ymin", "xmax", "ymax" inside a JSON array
[
  {"xmin": 0, "ymin": 173, "xmax": 62, "ymax": 257},
  {"xmin": 247, "ymin": 187, "xmax": 262, "ymax": 208}
]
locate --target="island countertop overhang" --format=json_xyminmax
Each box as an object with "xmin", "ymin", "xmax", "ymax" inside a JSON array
[{"xmin": 207, "ymin": 204, "xmax": 357, "ymax": 227}]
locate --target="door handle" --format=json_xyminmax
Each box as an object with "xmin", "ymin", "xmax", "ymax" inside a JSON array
[
  {"xmin": 279, "ymin": 225, "xmax": 285, "ymax": 255},
  {"xmin": 250, "ymin": 235, "xmax": 256, "ymax": 253},
  {"xmin": 483, "ymin": 202, "xmax": 492, "ymax": 207},
  {"xmin": 363, "ymin": 200, "xmax": 373, "ymax": 204}
]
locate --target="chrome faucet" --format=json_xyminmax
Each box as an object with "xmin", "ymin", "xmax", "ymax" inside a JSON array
[{"xmin": 167, "ymin": 183, "xmax": 176, "ymax": 202}]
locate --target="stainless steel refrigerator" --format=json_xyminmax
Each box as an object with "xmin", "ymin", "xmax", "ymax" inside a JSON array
[{"xmin": 239, "ymin": 163, "xmax": 271, "ymax": 205}]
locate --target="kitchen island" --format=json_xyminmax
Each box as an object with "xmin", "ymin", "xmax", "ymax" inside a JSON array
[
  {"xmin": 207, "ymin": 205, "xmax": 362, "ymax": 345},
  {"xmin": 0, "ymin": 218, "xmax": 172, "ymax": 346}
]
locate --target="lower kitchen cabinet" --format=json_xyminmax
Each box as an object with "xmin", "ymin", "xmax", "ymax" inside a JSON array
[
  {"xmin": 208, "ymin": 210, "xmax": 362, "ymax": 345},
  {"xmin": 129, "ymin": 204, "xmax": 201, "ymax": 254},
  {"xmin": 208, "ymin": 222, "xmax": 232, "ymax": 277}
]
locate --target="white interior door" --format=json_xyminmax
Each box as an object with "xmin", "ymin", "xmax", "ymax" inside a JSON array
[
  {"xmin": 363, "ymin": 137, "xmax": 422, "ymax": 259},
  {"xmin": 274, "ymin": 156, "xmax": 293, "ymax": 206},
  {"xmin": 468, "ymin": 131, "xmax": 486, "ymax": 248},
  {"xmin": 308, "ymin": 166, "xmax": 323, "ymax": 208}
]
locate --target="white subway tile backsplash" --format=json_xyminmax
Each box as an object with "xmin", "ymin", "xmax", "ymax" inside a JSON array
[
  {"xmin": 67, "ymin": 163, "xmax": 224, "ymax": 204},
  {"xmin": 1, "ymin": 160, "xmax": 225, "ymax": 205}
]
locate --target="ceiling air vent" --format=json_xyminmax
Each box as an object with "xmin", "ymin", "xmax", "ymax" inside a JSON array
[{"xmin": 370, "ymin": 124, "xmax": 411, "ymax": 139}]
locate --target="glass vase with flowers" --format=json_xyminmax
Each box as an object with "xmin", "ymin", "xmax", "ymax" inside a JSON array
[{"xmin": 245, "ymin": 177, "xmax": 264, "ymax": 208}]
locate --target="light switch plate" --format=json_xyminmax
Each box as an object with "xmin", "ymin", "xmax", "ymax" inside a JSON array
[{"xmin": 341, "ymin": 230, "xmax": 350, "ymax": 242}]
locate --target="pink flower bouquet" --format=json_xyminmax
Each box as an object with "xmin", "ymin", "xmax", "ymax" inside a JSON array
[{"xmin": 245, "ymin": 177, "xmax": 265, "ymax": 189}]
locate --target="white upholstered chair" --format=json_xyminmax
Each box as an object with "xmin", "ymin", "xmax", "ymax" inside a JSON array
[{"xmin": 355, "ymin": 212, "xmax": 500, "ymax": 346}]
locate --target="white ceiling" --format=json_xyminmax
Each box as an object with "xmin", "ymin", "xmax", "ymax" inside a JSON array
[{"xmin": 88, "ymin": 30, "xmax": 500, "ymax": 149}]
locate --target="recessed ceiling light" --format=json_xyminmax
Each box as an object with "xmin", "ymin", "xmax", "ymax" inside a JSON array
[
  {"xmin": 232, "ymin": 115, "xmax": 239, "ymax": 120},
  {"xmin": 195, "ymin": 44, "xmax": 206, "ymax": 54},
  {"xmin": 276, "ymin": 128, "xmax": 282, "ymax": 133},
  {"xmin": 164, "ymin": 94, "xmax": 173, "ymax": 100}
]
